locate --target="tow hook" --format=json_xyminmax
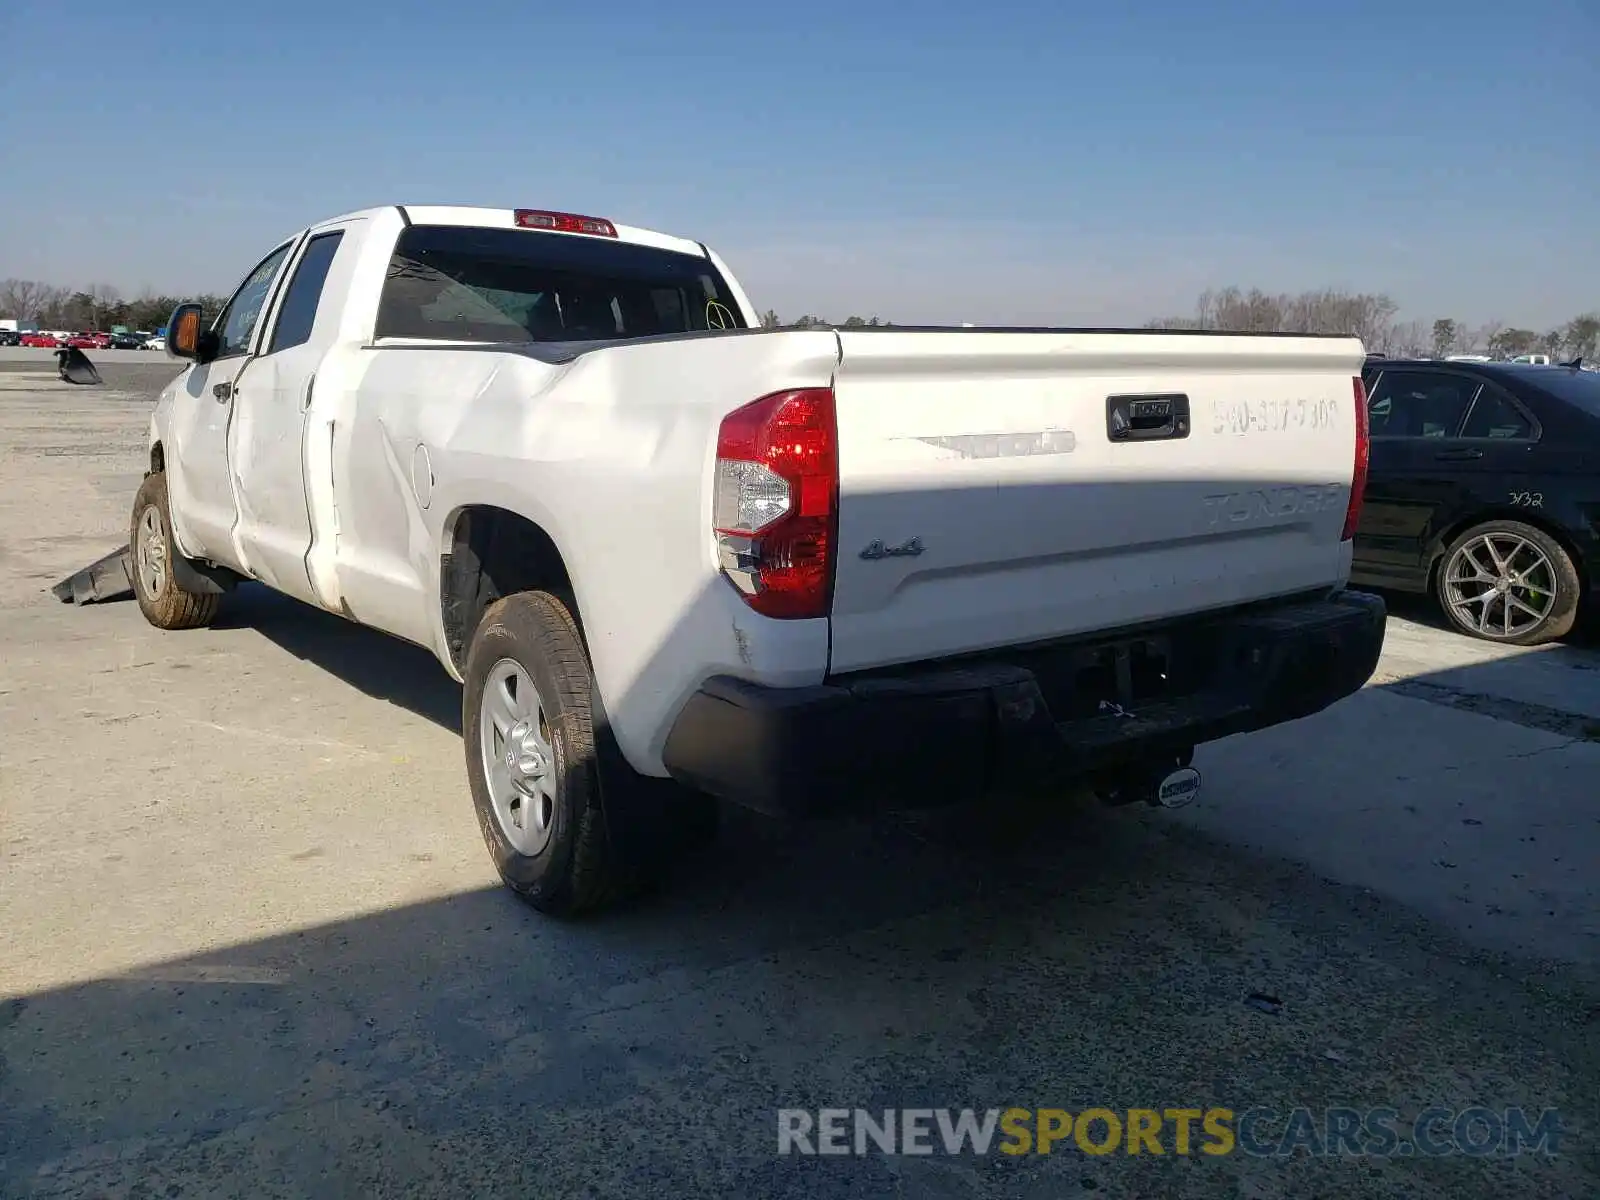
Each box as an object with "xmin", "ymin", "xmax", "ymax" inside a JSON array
[{"xmin": 1094, "ymin": 753, "xmax": 1201, "ymax": 809}]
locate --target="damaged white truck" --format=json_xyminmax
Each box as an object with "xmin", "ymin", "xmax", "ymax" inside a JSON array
[{"xmin": 134, "ymin": 203, "xmax": 1387, "ymax": 914}]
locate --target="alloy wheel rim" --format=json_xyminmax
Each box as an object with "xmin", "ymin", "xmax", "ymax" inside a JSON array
[{"xmin": 1442, "ymin": 533, "xmax": 1556, "ymax": 639}]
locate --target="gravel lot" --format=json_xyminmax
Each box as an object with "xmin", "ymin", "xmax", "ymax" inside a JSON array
[{"xmin": 1, "ymin": 347, "xmax": 1596, "ymax": 1199}]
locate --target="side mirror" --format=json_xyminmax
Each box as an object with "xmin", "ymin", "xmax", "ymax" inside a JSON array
[{"xmin": 166, "ymin": 303, "xmax": 219, "ymax": 364}]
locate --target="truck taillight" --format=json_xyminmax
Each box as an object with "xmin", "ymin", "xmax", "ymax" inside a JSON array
[
  {"xmin": 713, "ymin": 388, "xmax": 838, "ymax": 619},
  {"xmin": 1342, "ymin": 375, "xmax": 1370, "ymax": 541}
]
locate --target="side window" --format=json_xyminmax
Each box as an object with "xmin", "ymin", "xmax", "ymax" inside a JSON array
[
  {"xmin": 267, "ymin": 232, "xmax": 345, "ymax": 354},
  {"xmin": 1460, "ymin": 386, "xmax": 1533, "ymax": 440},
  {"xmin": 214, "ymin": 243, "xmax": 294, "ymax": 358},
  {"xmin": 1365, "ymin": 370, "xmax": 1476, "ymax": 439}
]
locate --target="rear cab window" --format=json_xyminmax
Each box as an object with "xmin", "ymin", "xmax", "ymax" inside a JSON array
[{"xmin": 374, "ymin": 225, "xmax": 746, "ymax": 344}]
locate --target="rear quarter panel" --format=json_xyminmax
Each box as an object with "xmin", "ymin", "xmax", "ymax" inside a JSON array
[{"xmin": 388, "ymin": 330, "xmax": 843, "ymax": 775}]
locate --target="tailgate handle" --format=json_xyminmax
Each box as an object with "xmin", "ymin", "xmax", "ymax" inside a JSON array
[{"xmin": 1107, "ymin": 393, "xmax": 1190, "ymax": 442}]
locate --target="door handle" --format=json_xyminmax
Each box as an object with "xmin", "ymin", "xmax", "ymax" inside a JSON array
[
  {"xmin": 213, "ymin": 382, "xmax": 232, "ymax": 403},
  {"xmin": 1435, "ymin": 447, "xmax": 1483, "ymax": 462},
  {"xmin": 1106, "ymin": 393, "xmax": 1191, "ymax": 442}
]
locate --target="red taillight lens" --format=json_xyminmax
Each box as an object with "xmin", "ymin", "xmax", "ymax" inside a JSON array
[
  {"xmin": 1342, "ymin": 375, "xmax": 1370, "ymax": 541},
  {"xmin": 513, "ymin": 209, "xmax": 618, "ymax": 237},
  {"xmin": 713, "ymin": 388, "xmax": 838, "ymax": 619}
]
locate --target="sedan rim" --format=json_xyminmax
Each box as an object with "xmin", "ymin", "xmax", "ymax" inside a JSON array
[
  {"xmin": 135, "ymin": 505, "xmax": 167, "ymax": 598},
  {"xmin": 478, "ymin": 658, "xmax": 557, "ymax": 857},
  {"xmin": 1442, "ymin": 532, "xmax": 1557, "ymax": 639}
]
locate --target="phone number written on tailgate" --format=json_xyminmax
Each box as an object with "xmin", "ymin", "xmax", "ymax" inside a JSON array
[{"xmin": 1213, "ymin": 397, "xmax": 1341, "ymax": 436}]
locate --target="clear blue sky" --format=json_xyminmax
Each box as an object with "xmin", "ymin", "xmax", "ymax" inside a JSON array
[{"xmin": 2, "ymin": 0, "xmax": 1595, "ymax": 328}]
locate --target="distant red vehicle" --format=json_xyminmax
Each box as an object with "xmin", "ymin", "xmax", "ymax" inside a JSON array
[
  {"xmin": 65, "ymin": 332, "xmax": 112, "ymax": 349},
  {"xmin": 20, "ymin": 332, "xmax": 62, "ymax": 348}
]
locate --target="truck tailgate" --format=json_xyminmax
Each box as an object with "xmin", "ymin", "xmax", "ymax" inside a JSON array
[{"xmin": 827, "ymin": 329, "xmax": 1366, "ymax": 674}]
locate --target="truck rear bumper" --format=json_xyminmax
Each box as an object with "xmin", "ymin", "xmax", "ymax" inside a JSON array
[{"xmin": 660, "ymin": 589, "xmax": 1387, "ymax": 818}]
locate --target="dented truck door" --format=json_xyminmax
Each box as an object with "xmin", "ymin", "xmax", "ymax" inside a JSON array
[
  {"xmin": 166, "ymin": 240, "xmax": 298, "ymax": 566},
  {"xmin": 227, "ymin": 221, "xmax": 363, "ymax": 608}
]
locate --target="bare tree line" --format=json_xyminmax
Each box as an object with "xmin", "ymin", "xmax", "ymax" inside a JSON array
[
  {"xmin": 760, "ymin": 311, "xmax": 888, "ymax": 329},
  {"xmin": 1146, "ymin": 286, "xmax": 1599, "ymax": 361},
  {"xmin": 7, "ymin": 274, "xmax": 1597, "ymax": 362},
  {"xmin": 0, "ymin": 279, "xmax": 227, "ymax": 333},
  {"xmin": 763, "ymin": 288, "xmax": 1599, "ymax": 360}
]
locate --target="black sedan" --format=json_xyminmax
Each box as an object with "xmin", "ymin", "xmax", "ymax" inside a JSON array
[
  {"xmin": 108, "ymin": 332, "xmax": 147, "ymax": 350},
  {"xmin": 1351, "ymin": 359, "xmax": 1599, "ymax": 645}
]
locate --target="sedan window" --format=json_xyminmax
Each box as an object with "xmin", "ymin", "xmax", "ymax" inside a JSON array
[
  {"xmin": 1366, "ymin": 370, "xmax": 1476, "ymax": 439},
  {"xmin": 1460, "ymin": 387, "xmax": 1533, "ymax": 439}
]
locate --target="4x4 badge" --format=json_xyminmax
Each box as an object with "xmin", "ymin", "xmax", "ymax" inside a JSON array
[{"xmin": 859, "ymin": 537, "xmax": 925, "ymax": 561}]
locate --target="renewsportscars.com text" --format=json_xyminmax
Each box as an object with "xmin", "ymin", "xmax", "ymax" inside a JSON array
[{"xmin": 777, "ymin": 1106, "xmax": 1563, "ymax": 1158}]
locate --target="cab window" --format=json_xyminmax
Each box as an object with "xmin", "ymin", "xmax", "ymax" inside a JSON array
[
  {"xmin": 267, "ymin": 232, "xmax": 346, "ymax": 354},
  {"xmin": 213, "ymin": 243, "xmax": 294, "ymax": 358}
]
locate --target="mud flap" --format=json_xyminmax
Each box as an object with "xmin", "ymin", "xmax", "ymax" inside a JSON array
[
  {"xmin": 51, "ymin": 545, "xmax": 134, "ymax": 604},
  {"xmin": 56, "ymin": 347, "xmax": 103, "ymax": 386},
  {"xmin": 589, "ymin": 679, "xmax": 715, "ymax": 875}
]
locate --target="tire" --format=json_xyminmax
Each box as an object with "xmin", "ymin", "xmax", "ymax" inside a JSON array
[
  {"xmin": 462, "ymin": 590, "xmax": 646, "ymax": 915},
  {"xmin": 1435, "ymin": 519, "xmax": 1580, "ymax": 646},
  {"xmin": 130, "ymin": 472, "xmax": 221, "ymax": 631}
]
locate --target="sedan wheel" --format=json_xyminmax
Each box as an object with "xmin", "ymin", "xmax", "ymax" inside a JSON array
[{"xmin": 1436, "ymin": 520, "xmax": 1580, "ymax": 646}]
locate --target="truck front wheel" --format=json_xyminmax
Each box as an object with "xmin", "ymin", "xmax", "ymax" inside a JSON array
[
  {"xmin": 465, "ymin": 590, "xmax": 712, "ymax": 915},
  {"xmin": 130, "ymin": 472, "xmax": 221, "ymax": 631}
]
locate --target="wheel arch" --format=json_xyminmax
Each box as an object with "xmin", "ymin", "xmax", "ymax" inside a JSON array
[{"xmin": 439, "ymin": 503, "xmax": 581, "ymax": 676}]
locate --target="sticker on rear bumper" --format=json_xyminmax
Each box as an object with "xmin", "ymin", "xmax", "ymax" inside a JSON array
[{"xmin": 1157, "ymin": 766, "xmax": 1201, "ymax": 808}]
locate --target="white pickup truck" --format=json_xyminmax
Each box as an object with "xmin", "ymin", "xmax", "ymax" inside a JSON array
[{"xmin": 136, "ymin": 204, "xmax": 1387, "ymax": 914}]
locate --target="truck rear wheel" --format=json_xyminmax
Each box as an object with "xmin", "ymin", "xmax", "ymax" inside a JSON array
[
  {"xmin": 130, "ymin": 472, "xmax": 221, "ymax": 631},
  {"xmin": 462, "ymin": 590, "xmax": 715, "ymax": 915}
]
